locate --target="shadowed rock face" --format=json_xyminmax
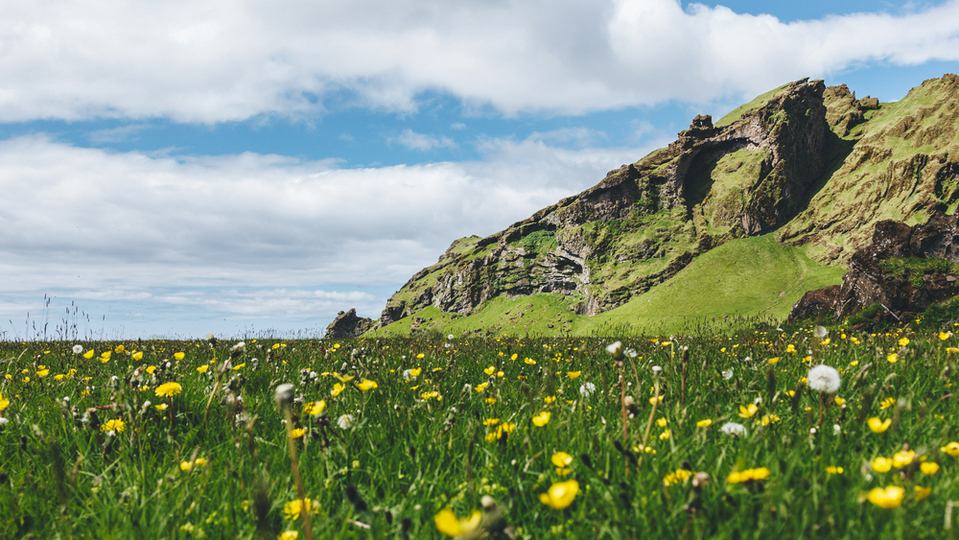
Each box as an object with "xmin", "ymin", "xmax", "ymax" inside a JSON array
[
  {"xmin": 789, "ymin": 216, "xmax": 959, "ymax": 322},
  {"xmin": 376, "ymin": 79, "xmax": 832, "ymax": 327},
  {"xmin": 325, "ymin": 308, "xmax": 375, "ymax": 339}
]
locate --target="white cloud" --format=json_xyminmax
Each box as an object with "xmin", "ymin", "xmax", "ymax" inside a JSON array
[
  {"xmin": 392, "ymin": 129, "xmax": 458, "ymax": 151},
  {"xmin": 0, "ymin": 133, "xmax": 653, "ymax": 337},
  {"xmin": 0, "ymin": 0, "xmax": 957, "ymax": 122}
]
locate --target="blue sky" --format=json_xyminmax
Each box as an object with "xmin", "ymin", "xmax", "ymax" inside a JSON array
[{"xmin": 1, "ymin": 0, "xmax": 958, "ymax": 340}]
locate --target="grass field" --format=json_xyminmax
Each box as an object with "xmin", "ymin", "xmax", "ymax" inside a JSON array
[{"xmin": 3, "ymin": 325, "xmax": 959, "ymax": 539}]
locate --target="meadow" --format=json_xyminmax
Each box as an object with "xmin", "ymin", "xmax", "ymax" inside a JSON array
[{"xmin": 2, "ymin": 325, "xmax": 959, "ymax": 539}]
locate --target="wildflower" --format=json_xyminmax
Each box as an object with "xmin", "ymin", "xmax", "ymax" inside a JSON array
[
  {"xmin": 278, "ymin": 531, "xmax": 299, "ymax": 540},
  {"xmin": 920, "ymin": 462, "xmax": 940, "ymax": 475},
  {"xmin": 738, "ymin": 404, "xmax": 758, "ymax": 419},
  {"xmin": 941, "ymin": 442, "xmax": 959, "ymax": 456},
  {"xmin": 696, "ymin": 419, "xmax": 712, "ymax": 428},
  {"xmin": 72, "ymin": 344, "xmax": 83, "ymax": 354},
  {"xmin": 532, "ymin": 411, "xmax": 551, "ymax": 427},
  {"xmin": 403, "ymin": 368, "xmax": 421, "ymax": 381},
  {"xmin": 356, "ymin": 379, "xmax": 378, "ymax": 392},
  {"xmin": 663, "ymin": 469, "xmax": 693, "ymax": 486},
  {"xmin": 100, "ymin": 418, "xmax": 125, "ymax": 433},
  {"xmin": 544, "ymin": 395, "xmax": 556, "ymax": 404},
  {"xmin": 485, "ymin": 397, "xmax": 497, "ymax": 405},
  {"xmin": 727, "ymin": 467, "xmax": 770, "ymax": 484},
  {"xmin": 606, "ymin": 341, "xmax": 623, "ymax": 356},
  {"xmin": 834, "ymin": 397, "xmax": 846, "ymax": 406},
  {"xmin": 196, "ymin": 365, "xmax": 209, "ymax": 374},
  {"xmin": 132, "ymin": 351, "xmax": 143, "ymax": 361},
  {"xmin": 174, "ymin": 352, "xmax": 185, "ymax": 361},
  {"xmin": 892, "ymin": 450, "xmax": 916, "ymax": 468},
  {"xmin": 567, "ymin": 371, "xmax": 581, "ymax": 379},
  {"xmin": 767, "ymin": 357, "xmax": 779, "ymax": 364},
  {"xmin": 825, "ymin": 466, "xmax": 843, "ymax": 474},
  {"xmin": 180, "ymin": 461, "xmax": 193, "ymax": 471},
  {"xmin": 720, "ymin": 422, "xmax": 746, "ymax": 436},
  {"xmin": 434, "ymin": 509, "xmax": 481, "ymax": 537},
  {"xmin": 83, "ymin": 350, "xmax": 95, "ymax": 359},
  {"xmin": 579, "ymin": 382, "xmax": 596, "ymax": 396},
  {"xmin": 231, "ymin": 363, "xmax": 246, "ymax": 371},
  {"xmin": 337, "ymin": 414, "xmax": 354, "ymax": 429},
  {"xmin": 483, "ymin": 418, "xmax": 500, "ymax": 426},
  {"xmin": 940, "ymin": 332, "xmax": 952, "ymax": 341},
  {"xmin": 880, "ymin": 397, "xmax": 896, "ymax": 410},
  {"xmin": 659, "ymin": 429, "xmax": 671, "ymax": 440},
  {"xmin": 539, "ymin": 479, "xmax": 579, "ymax": 509},
  {"xmin": 155, "ymin": 382, "xmax": 183, "ymax": 398},
  {"xmin": 866, "ymin": 485, "xmax": 905, "ymax": 509},
  {"xmin": 100, "ymin": 352, "xmax": 111, "ymax": 363},
  {"xmin": 289, "ymin": 428, "xmax": 306, "ymax": 439},
  {"xmin": 649, "ymin": 395, "xmax": 663, "ymax": 405},
  {"xmin": 867, "ymin": 417, "xmax": 891, "ymax": 433},
  {"xmin": 524, "ymin": 358, "xmax": 536, "ymax": 365},
  {"xmin": 915, "ymin": 486, "xmax": 932, "ymax": 500},
  {"xmin": 283, "ymin": 498, "xmax": 319, "ymax": 520},
  {"xmin": 887, "ymin": 353, "xmax": 898, "ymax": 364},
  {"xmin": 551, "ymin": 452, "xmax": 573, "ymax": 467},
  {"xmin": 721, "ymin": 369, "xmax": 734, "ymax": 380},
  {"xmin": 155, "ymin": 403, "xmax": 168, "ymax": 411},
  {"xmin": 758, "ymin": 414, "xmax": 780, "ymax": 426},
  {"xmin": 483, "ymin": 366, "xmax": 496, "ymax": 376},
  {"xmin": 898, "ymin": 337, "xmax": 910, "ymax": 347},
  {"xmin": 872, "ymin": 457, "xmax": 893, "ymax": 473},
  {"xmin": 656, "ymin": 417, "xmax": 668, "ymax": 427},
  {"xmin": 807, "ymin": 365, "xmax": 841, "ymax": 393},
  {"xmin": 786, "ymin": 344, "xmax": 796, "ymax": 353},
  {"xmin": 948, "ymin": 347, "xmax": 959, "ymax": 354},
  {"xmin": 331, "ymin": 383, "xmax": 345, "ymax": 397},
  {"xmin": 230, "ymin": 341, "xmax": 246, "ymax": 354}
]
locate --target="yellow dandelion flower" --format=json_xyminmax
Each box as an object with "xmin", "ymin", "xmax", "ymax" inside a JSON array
[
  {"xmin": 282, "ymin": 498, "xmax": 318, "ymax": 521},
  {"xmin": 155, "ymin": 382, "xmax": 182, "ymax": 397},
  {"xmin": 100, "ymin": 418, "xmax": 125, "ymax": 433},
  {"xmin": 879, "ymin": 397, "xmax": 895, "ymax": 410},
  {"xmin": 174, "ymin": 352, "xmax": 185, "ymax": 361}
]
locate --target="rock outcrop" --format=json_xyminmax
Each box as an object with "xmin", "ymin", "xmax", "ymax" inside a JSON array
[
  {"xmin": 789, "ymin": 216, "xmax": 959, "ymax": 322},
  {"xmin": 376, "ymin": 78, "xmax": 832, "ymax": 327},
  {"xmin": 324, "ymin": 308, "xmax": 375, "ymax": 339}
]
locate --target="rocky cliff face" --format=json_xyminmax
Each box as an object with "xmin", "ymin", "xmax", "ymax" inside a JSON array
[
  {"xmin": 354, "ymin": 74, "xmax": 959, "ymax": 334},
  {"xmin": 377, "ymin": 78, "xmax": 832, "ymax": 327},
  {"xmin": 790, "ymin": 215, "xmax": 959, "ymax": 322}
]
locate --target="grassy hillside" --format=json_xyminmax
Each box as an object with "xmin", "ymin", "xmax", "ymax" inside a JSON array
[{"xmin": 371, "ymin": 234, "xmax": 845, "ymax": 337}]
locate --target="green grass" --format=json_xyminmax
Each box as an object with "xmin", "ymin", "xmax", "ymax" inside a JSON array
[
  {"xmin": 577, "ymin": 234, "xmax": 846, "ymax": 335},
  {"xmin": 373, "ymin": 234, "xmax": 845, "ymax": 339},
  {"xmin": 715, "ymin": 81, "xmax": 796, "ymax": 127},
  {"xmin": 4, "ymin": 326, "xmax": 959, "ymax": 539}
]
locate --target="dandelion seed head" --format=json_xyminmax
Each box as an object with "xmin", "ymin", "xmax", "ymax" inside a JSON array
[{"xmin": 807, "ymin": 365, "xmax": 841, "ymax": 393}]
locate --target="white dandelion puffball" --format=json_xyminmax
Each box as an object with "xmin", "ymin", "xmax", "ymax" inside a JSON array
[
  {"xmin": 274, "ymin": 383, "xmax": 295, "ymax": 405},
  {"xmin": 579, "ymin": 382, "xmax": 596, "ymax": 396},
  {"xmin": 807, "ymin": 365, "xmax": 841, "ymax": 393},
  {"xmin": 337, "ymin": 414, "xmax": 355, "ymax": 430},
  {"xmin": 72, "ymin": 344, "xmax": 83, "ymax": 354},
  {"xmin": 722, "ymin": 369, "xmax": 734, "ymax": 380},
  {"xmin": 720, "ymin": 422, "xmax": 746, "ymax": 437}
]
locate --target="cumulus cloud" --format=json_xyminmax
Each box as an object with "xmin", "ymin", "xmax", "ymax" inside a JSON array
[
  {"xmin": 0, "ymin": 133, "xmax": 651, "ymax": 336},
  {"xmin": 0, "ymin": 0, "xmax": 957, "ymax": 122}
]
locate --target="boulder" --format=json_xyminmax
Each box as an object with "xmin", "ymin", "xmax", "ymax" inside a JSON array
[{"xmin": 324, "ymin": 308, "xmax": 375, "ymax": 339}]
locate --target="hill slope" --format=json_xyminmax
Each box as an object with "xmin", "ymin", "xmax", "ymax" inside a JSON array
[{"xmin": 355, "ymin": 74, "xmax": 959, "ymax": 337}]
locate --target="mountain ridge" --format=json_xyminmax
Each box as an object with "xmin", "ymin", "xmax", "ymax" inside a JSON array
[{"xmin": 328, "ymin": 74, "xmax": 959, "ymax": 338}]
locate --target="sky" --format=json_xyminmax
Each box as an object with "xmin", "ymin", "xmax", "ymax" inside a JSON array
[{"xmin": 2, "ymin": 0, "xmax": 959, "ymax": 340}]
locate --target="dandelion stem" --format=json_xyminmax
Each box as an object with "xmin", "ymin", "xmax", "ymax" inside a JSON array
[
  {"xmin": 618, "ymin": 361, "xmax": 629, "ymax": 478},
  {"xmin": 284, "ymin": 407, "xmax": 314, "ymax": 540}
]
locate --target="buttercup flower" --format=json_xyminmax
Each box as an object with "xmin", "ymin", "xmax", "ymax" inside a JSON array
[
  {"xmin": 282, "ymin": 498, "xmax": 319, "ymax": 520},
  {"xmin": 738, "ymin": 404, "xmax": 758, "ymax": 419},
  {"xmin": 727, "ymin": 467, "xmax": 770, "ymax": 484},
  {"xmin": 868, "ymin": 417, "xmax": 891, "ymax": 433},
  {"xmin": 696, "ymin": 419, "xmax": 713, "ymax": 428},
  {"xmin": 539, "ymin": 479, "xmax": 579, "ymax": 509},
  {"xmin": 551, "ymin": 452, "xmax": 573, "ymax": 467},
  {"xmin": 920, "ymin": 462, "xmax": 939, "ymax": 475},
  {"xmin": 356, "ymin": 379, "xmax": 378, "ymax": 392},
  {"xmin": 866, "ymin": 485, "xmax": 904, "ymax": 509},
  {"xmin": 872, "ymin": 457, "xmax": 893, "ymax": 473},
  {"xmin": 941, "ymin": 442, "xmax": 959, "ymax": 456},
  {"xmin": 892, "ymin": 450, "xmax": 916, "ymax": 468},
  {"xmin": 434, "ymin": 509, "xmax": 481, "ymax": 537},
  {"xmin": 532, "ymin": 411, "xmax": 551, "ymax": 427}
]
